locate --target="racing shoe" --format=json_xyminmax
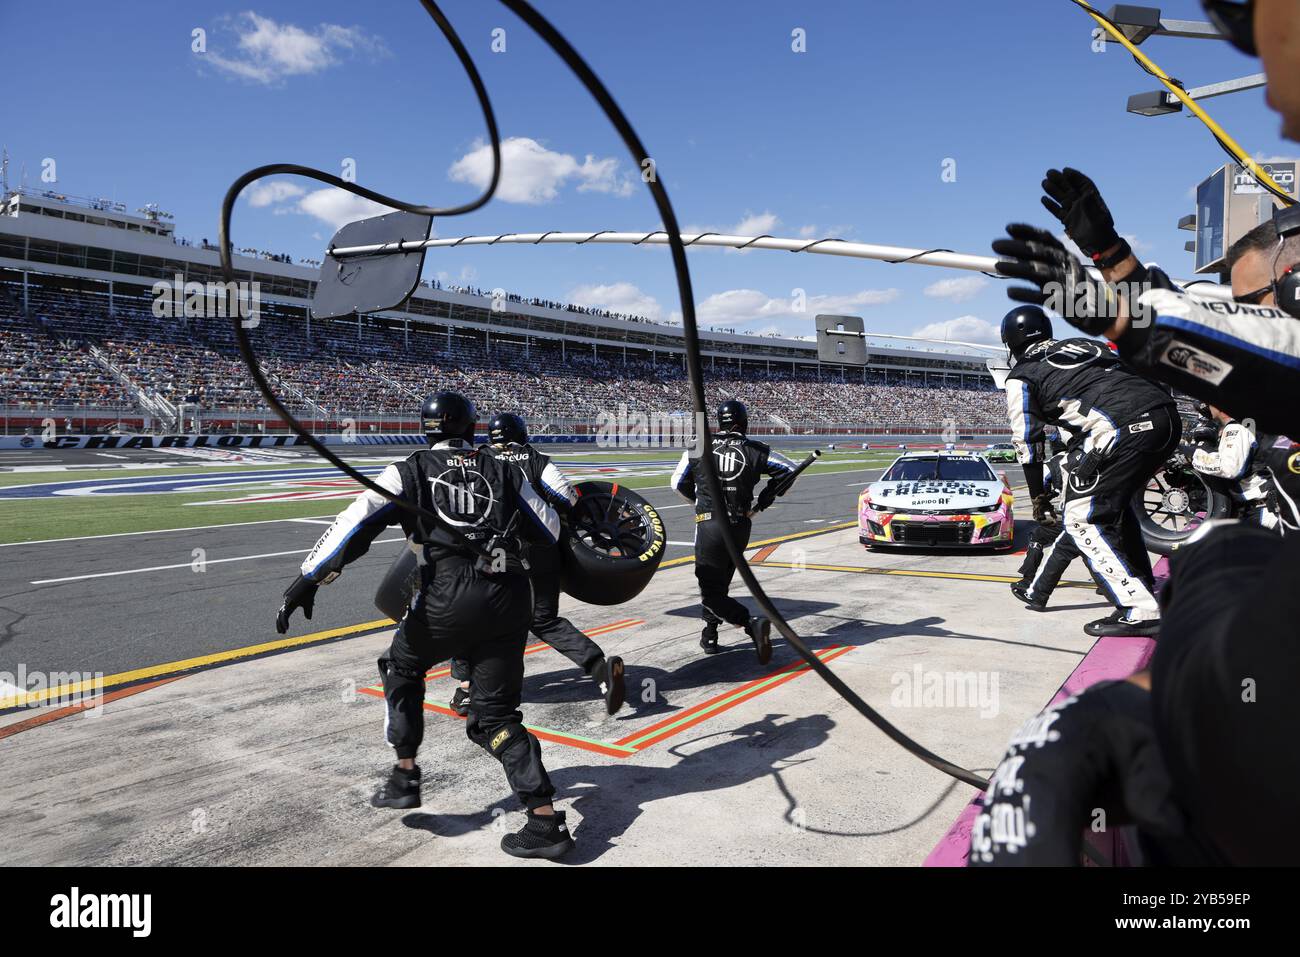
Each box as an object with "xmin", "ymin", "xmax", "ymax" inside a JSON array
[
  {"xmin": 370, "ymin": 764, "xmax": 421, "ymax": 809},
  {"xmin": 501, "ymin": 809, "xmax": 575, "ymax": 860},
  {"xmin": 592, "ymin": 656, "xmax": 625, "ymax": 714},
  {"xmin": 451, "ymin": 685, "xmax": 471, "ymax": 717},
  {"xmin": 745, "ymin": 615, "xmax": 773, "ymax": 665},
  {"xmin": 700, "ymin": 623, "xmax": 721, "ymax": 655},
  {"xmin": 1084, "ymin": 611, "xmax": 1160, "ymax": 638},
  {"xmin": 1009, "ymin": 583, "xmax": 1047, "ymax": 612}
]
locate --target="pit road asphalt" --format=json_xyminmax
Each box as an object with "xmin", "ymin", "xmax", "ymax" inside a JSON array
[{"xmin": 0, "ymin": 458, "xmax": 1027, "ymax": 689}]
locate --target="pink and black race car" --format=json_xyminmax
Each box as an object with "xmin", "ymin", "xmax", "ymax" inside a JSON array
[{"xmin": 858, "ymin": 451, "xmax": 1014, "ymax": 549}]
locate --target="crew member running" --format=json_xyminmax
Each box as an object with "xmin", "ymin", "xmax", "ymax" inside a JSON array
[{"xmin": 670, "ymin": 400, "xmax": 796, "ymax": 661}]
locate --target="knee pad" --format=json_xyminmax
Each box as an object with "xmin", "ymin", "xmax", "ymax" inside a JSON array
[{"xmin": 477, "ymin": 721, "xmax": 529, "ymax": 761}]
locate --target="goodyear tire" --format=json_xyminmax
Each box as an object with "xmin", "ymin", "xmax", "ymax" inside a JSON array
[
  {"xmin": 1135, "ymin": 463, "xmax": 1233, "ymax": 556},
  {"xmin": 375, "ymin": 546, "xmax": 420, "ymax": 622},
  {"xmin": 559, "ymin": 481, "xmax": 666, "ymax": 605}
]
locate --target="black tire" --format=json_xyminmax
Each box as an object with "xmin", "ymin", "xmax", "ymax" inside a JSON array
[
  {"xmin": 1135, "ymin": 463, "xmax": 1233, "ymax": 556},
  {"xmin": 373, "ymin": 481, "xmax": 667, "ymax": 614},
  {"xmin": 374, "ymin": 546, "xmax": 420, "ymax": 622},
  {"xmin": 559, "ymin": 481, "xmax": 667, "ymax": 605}
]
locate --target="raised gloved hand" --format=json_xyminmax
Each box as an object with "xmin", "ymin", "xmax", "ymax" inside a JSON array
[
  {"xmin": 993, "ymin": 224, "xmax": 1119, "ymax": 336},
  {"xmin": 275, "ymin": 574, "xmax": 319, "ymax": 634},
  {"xmin": 1039, "ymin": 168, "xmax": 1121, "ymax": 259}
]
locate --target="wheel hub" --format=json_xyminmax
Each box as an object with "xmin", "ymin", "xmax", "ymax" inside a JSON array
[{"xmin": 1162, "ymin": 487, "xmax": 1191, "ymax": 515}]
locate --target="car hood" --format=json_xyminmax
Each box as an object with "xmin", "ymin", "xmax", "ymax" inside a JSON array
[{"xmin": 863, "ymin": 479, "xmax": 1005, "ymax": 511}]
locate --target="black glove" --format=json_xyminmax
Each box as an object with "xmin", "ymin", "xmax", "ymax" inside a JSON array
[
  {"xmin": 993, "ymin": 224, "xmax": 1119, "ymax": 336},
  {"xmin": 551, "ymin": 498, "xmax": 574, "ymax": 528},
  {"xmin": 754, "ymin": 482, "xmax": 779, "ymax": 514},
  {"xmin": 275, "ymin": 574, "xmax": 318, "ymax": 634},
  {"xmin": 1072, "ymin": 449, "xmax": 1103, "ymax": 488},
  {"xmin": 1032, "ymin": 492, "xmax": 1058, "ymax": 526},
  {"xmin": 1039, "ymin": 168, "xmax": 1121, "ymax": 259}
]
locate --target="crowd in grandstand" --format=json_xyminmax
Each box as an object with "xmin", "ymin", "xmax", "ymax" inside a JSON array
[{"xmin": 0, "ymin": 282, "xmax": 1004, "ymax": 431}]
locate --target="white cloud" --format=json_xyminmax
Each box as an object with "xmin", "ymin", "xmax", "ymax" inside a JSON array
[
  {"xmin": 247, "ymin": 180, "xmax": 305, "ymax": 208},
  {"xmin": 205, "ymin": 13, "xmax": 387, "ymax": 85},
  {"xmin": 1121, "ymin": 232, "xmax": 1153, "ymax": 255},
  {"xmin": 731, "ymin": 211, "xmax": 779, "ymax": 235},
  {"xmin": 566, "ymin": 282, "xmax": 665, "ymax": 321},
  {"xmin": 296, "ymin": 187, "xmax": 395, "ymax": 230},
  {"xmin": 448, "ymin": 137, "xmax": 633, "ymax": 204},
  {"xmin": 685, "ymin": 210, "xmax": 781, "ymax": 237},
  {"xmin": 911, "ymin": 315, "xmax": 1002, "ymax": 347},
  {"xmin": 243, "ymin": 181, "xmax": 396, "ymax": 230},
  {"xmin": 695, "ymin": 287, "xmax": 901, "ymax": 326},
  {"xmin": 923, "ymin": 275, "xmax": 988, "ymax": 303}
]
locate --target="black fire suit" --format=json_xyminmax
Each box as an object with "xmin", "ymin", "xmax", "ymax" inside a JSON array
[
  {"xmin": 1119, "ymin": 285, "xmax": 1300, "ymax": 438},
  {"xmin": 1150, "ymin": 522, "xmax": 1300, "ymax": 864},
  {"xmin": 1016, "ymin": 451, "xmax": 1107, "ymax": 603},
  {"xmin": 1257, "ymin": 433, "xmax": 1300, "ymax": 533},
  {"xmin": 972, "ymin": 521, "xmax": 1300, "ymax": 866},
  {"xmin": 450, "ymin": 442, "xmax": 605, "ymax": 682},
  {"xmin": 300, "ymin": 438, "xmax": 561, "ymax": 810},
  {"xmin": 1006, "ymin": 338, "xmax": 1180, "ymax": 621},
  {"xmin": 670, "ymin": 433, "xmax": 795, "ymax": 627},
  {"xmin": 968, "ymin": 678, "xmax": 1193, "ymax": 866}
]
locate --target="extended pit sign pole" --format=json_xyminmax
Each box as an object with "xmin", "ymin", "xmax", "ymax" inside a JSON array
[{"xmin": 315, "ymin": 225, "xmax": 1231, "ymax": 323}]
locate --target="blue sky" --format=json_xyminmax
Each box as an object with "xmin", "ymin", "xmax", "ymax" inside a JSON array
[{"xmin": 5, "ymin": 0, "xmax": 1291, "ymax": 346}]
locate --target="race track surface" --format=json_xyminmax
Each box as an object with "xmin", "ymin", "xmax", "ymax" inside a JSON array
[{"xmin": 0, "ymin": 448, "xmax": 1124, "ymax": 868}]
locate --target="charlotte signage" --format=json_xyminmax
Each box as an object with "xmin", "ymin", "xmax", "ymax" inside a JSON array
[
  {"xmin": 1234, "ymin": 161, "xmax": 1296, "ymax": 196},
  {"xmin": 7, "ymin": 433, "xmax": 313, "ymax": 450},
  {"xmin": 0, "ymin": 433, "xmax": 598, "ymax": 450}
]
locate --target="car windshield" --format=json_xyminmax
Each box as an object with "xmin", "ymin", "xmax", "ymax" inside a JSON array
[{"xmin": 882, "ymin": 456, "xmax": 995, "ymax": 482}]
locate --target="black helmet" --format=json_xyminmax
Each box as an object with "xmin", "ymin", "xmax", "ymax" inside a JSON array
[
  {"xmin": 489, "ymin": 412, "xmax": 528, "ymax": 445},
  {"xmin": 420, "ymin": 390, "xmax": 477, "ymax": 443},
  {"xmin": 1001, "ymin": 305, "xmax": 1053, "ymax": 359},
  {"xmin": 718, "ymin": 399, "xmax": 748, "ymax": 434}
]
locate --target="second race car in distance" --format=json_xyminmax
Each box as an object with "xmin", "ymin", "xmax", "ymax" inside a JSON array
[
  {"xmin": 859, "ymin": 450, "xmax": 1014, "ymax": 549},
  {"xmin": 984, "ymin": 442, "xmax": 1017, "ymax": 463}
]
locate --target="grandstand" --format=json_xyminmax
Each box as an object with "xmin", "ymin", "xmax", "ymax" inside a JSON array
[{"xmin": 1, "ymin": 187, "xmax": 1005, "ymax": 437}]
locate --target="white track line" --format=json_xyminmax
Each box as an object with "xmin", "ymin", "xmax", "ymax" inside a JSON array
[
  {"xmin": 30, "ymin": 537, "xmax": 405, "ymax": 584},
  {"xmin": 4, "ymin": 465, "xmax": 898, "ymax": 550},
  {"xmin": 0, "ymin": 514, "xmax": 340, "ymax": 548}
]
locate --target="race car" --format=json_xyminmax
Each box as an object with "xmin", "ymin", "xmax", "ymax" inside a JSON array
[
  {"xmin": 984, "ymin": 442, "xmax": 1017, "ymax": 463},
  {"xmin": 859, "ymin": 450, "xmax": 1014, "ymax": 548}
]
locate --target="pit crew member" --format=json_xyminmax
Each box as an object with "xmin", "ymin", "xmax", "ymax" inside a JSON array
[
  {"xmin": 670, "ymin": 399, "xmax": 795, "ymax": 661},
  {"xmin": 448, "ymin": 412, "xmax": 625, "ymax": 716},
  {"xmin": 274, "ymin": 390, "xmax": 575, "ymax": 860},
  {"xmin": 1001, "ymin": 305, "xmax": 1180, "ymax": 637}
]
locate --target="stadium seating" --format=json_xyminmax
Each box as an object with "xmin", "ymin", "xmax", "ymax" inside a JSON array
[{"xmin": 0, "ymin": 284, "xmax": 1007, "ymax": 431}]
